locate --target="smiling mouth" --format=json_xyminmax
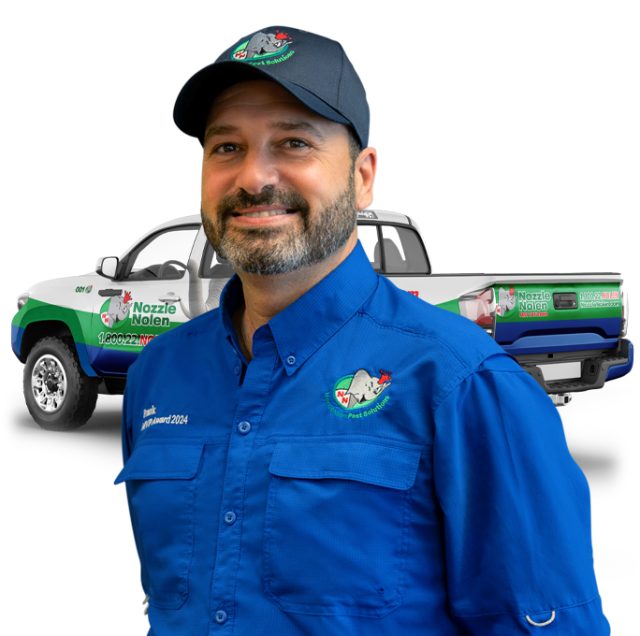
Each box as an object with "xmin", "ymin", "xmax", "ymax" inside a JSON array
[{"xmin": 231, "ymin": 208, "xmax": 299, "ymax": 218}]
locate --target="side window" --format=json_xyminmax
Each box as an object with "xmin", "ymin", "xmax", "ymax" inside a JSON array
[
  {"xmin": 380, "ymin": 225, "xmax": 429, "ymax": 275},
  {"xmin": 200, "ymin": 242, "xmax": 235, "ymax": 279},
  {"xmin": 357, "ymin": 224, "xmax": 381, "ymax": 271},
  {"xmin": 123, "ymin": 226, "xmax": 199, "ymax": 281}
]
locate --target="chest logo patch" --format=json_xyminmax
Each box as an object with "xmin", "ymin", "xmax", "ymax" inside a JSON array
[{"xmin": 325, "ymin": 369, "xmax": 392, "ymax": 419}]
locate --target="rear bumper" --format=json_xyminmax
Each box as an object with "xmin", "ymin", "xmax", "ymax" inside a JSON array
[{"xmin": 513, "ymin": 339, "xmax": 633, "ymax": 394}]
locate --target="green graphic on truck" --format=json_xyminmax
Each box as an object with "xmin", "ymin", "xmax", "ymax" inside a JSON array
[{"xmin": 494, "ymin": 284, "xmax": 622, "ymax": 322}]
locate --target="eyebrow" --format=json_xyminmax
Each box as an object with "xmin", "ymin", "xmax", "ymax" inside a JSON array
[
  {"xmin": 203, "ymin": 120, "xmax": 327, "ymax": 145},
  {"xmin": 203, "ymin": 124, "xmax": 237, "ymax": 145},
  {"xmin": 270, "ymin": 120, "xmax": 326, "ymax": 139}
]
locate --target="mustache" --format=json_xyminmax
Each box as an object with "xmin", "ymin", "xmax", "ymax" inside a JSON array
[{"xmin": 217, "ymin": 186, "xmax": 310, "ymax": 216}]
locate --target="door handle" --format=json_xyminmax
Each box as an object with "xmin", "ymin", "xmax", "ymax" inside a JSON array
[{"xmin": 158, "ymin": 294, "xmax": 181, "ymax": 303}]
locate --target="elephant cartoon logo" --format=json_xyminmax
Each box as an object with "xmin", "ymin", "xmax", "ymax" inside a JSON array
[
  {"xmin": 231, "ymin": 30, "xmax": 294, "ymax": 63},
  {"xmin": 496, "ymin": 286, "xmax": 516, "ymax": 316},
  {"xmin": 99, "ymin": 290, "xmax": 133, "ymax": 328},
  {"xmin": 333, "ymin": 369, "xmax": 392, "ymax": 410}
]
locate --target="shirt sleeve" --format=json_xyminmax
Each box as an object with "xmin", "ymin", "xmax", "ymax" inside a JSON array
[{"xmin": 433, "ymin": 353, "xmax": 610, "ymax": 634}]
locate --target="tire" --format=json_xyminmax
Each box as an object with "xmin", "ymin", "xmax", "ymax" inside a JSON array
[{"xmin": 23, "ymin": 336, "xmax": 99, "ymax": 431}]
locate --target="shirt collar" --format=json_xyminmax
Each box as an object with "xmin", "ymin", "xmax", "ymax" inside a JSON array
[{"xmin": 219, "ymin": 241, "xmax": 379, "ymax": 375}]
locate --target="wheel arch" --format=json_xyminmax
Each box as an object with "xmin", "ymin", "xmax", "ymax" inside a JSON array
[{"xmin": 18, "ymin": 320, "xmax": 98, "ymax": 377}]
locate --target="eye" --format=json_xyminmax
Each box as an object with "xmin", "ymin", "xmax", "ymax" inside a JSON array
[
  {"xmin": 282, "ymin": 138, "xmax": 311, "ymax": 150},
  {"xmin": 211, "ymin": 142, "xmax": 240, "ymax": 155}
]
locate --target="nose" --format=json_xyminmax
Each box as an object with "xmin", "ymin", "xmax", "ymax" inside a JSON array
[{"xmin": 233, "ymin": 146, "xmax": 279, "ymax": 195}]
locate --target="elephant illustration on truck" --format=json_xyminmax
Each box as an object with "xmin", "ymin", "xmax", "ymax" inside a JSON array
[{"xmin": 99, "ymin": 289, "xmax": 133, "ymax": 328}]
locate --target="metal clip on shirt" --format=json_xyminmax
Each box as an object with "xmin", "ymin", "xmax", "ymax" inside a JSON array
[{"xmin": 525, "ymin": 611, "xmax": 556, "ymax": 627}]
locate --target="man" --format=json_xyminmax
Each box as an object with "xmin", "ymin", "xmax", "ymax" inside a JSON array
[{"xmin": 116, "ymin": 26, "xmax": 610, "ymax": 635}]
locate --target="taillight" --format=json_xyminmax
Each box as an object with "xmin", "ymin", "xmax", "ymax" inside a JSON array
[
  {"xmin": 459, "ymin": 287, "xmax": 496, "ymax": 337},
  {"xmin": 621, "ymin": 284, "xmax": 629, "ymax": 337}
]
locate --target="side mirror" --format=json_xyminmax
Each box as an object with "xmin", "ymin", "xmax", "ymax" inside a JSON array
[{"xmin": 96, "ymin": 256, "xmax": 119, "ymax": 279}]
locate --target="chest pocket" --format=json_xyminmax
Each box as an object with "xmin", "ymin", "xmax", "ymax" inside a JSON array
[
  {"xmin": 115, "ymin": 441, "xmax": 204, "ymax": 610},
  {"xmin": 263, "ymin": 439, "xmax": 422, "ymax": 618}
]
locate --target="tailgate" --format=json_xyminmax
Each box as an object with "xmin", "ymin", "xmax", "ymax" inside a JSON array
[
  {"xmin": 492, "ymin": 281, "xmax": 630, "ymax": 394},
  {"xmin": 494, "ymin": 282, "xmax": 622, "ymax": 351}
]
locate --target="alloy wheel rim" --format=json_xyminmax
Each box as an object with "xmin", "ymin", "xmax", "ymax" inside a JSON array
[{"xmin": 31, "ymin": 354, "xmax": 67, "ymax": 413}]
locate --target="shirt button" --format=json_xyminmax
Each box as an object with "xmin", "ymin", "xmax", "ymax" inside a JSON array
[
  {"xmin": 224, "ymin": 511, "xmax": 237, "ymax": 525},
  {"xmin": 233, "ymin": 364, "xmax": 241, "ymax": 375},
  {"xmin": 237, "ymin": 420, "xmax": 251, "ymax": 434},
  {"xmin": 286, "ymin": 355, "xmax": 296, "ymax": 366},
  {"xmin": 215, "ymin": 609, "xmax": 227, "ymax": 624}
]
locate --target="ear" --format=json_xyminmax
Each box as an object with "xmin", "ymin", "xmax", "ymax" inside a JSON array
[{"xmin": 353, "ymin": 147, "xmax": 377, "ymax": 210}]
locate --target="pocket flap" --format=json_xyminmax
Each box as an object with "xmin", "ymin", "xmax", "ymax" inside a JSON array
[
  {"xmin": 114, "ymin": 441, "xmax": 204, "ymax": 484},
  {"xmin": 269, "ymin": 439, "xmax": 422, "ymax": 490}
]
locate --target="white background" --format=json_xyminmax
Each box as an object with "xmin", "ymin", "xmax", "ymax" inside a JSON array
[{"xmin": 1, "ymin": 1, "xmax": 638, "ymax": 634}]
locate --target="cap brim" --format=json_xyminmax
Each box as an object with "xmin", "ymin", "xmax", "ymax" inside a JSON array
[{"xmin": 173, "ymin": 61, "xmax": 350, "ymax": 144}]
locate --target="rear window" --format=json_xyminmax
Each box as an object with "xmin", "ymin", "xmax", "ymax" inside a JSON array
[{"xmin": 357, "ymin": 224, "xmax": 429, "ymax": 275}]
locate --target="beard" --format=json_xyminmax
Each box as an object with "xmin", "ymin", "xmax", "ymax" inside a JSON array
[{"xmin": 201, "ymin": 172, "xmax": 356, "ymax": 275}]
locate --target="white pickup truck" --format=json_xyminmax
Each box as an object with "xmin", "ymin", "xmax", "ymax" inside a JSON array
[{"xmin": 12, "ymin": 210, "xmax": 633, "ymax": 430}]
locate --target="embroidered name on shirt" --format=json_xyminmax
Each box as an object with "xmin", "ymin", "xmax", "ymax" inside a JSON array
[
  {"xmin": 143, "ymin": 405, "xmax": 156, "ymax": 418},
  {"xmin": 325, "ymin": 368, "xmax": 392, "ymax": 419},
  {"xmin": 141, "ymin": 405, "xmax": 189, "ymax": 431}
]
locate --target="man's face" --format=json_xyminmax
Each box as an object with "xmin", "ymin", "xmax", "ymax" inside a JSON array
[{"xmin": 200, "ymin": 80, "xmax": 360, "ymax": 275}]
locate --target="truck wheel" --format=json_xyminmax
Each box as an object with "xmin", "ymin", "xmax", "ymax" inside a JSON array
[{"xmin": 23, "ymin": 337, "xmax": 99, "ymax": 430}]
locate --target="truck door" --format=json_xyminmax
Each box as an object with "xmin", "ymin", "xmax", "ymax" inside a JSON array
[{"xmin": 91, "ymin": 223, "xmax": 200, "ymax": 376}]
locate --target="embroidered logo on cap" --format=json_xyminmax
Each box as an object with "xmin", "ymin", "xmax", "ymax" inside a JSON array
[
  {"xmin": 231, "ymin": 30, "xmax": 295, "ymax": 66},
  {"xmin": 325, "ymin": 368, "xmax": 392, "ymax": 419}
]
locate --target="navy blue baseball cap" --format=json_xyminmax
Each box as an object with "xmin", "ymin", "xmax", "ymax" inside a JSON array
[{"xmin": 173, "ymin": 26, "xmax": 369, "ymax": 148}]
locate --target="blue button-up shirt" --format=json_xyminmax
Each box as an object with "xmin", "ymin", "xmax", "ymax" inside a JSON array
[{"xmin": 116, "ymin": 241, "xmax": 609, "ymax": 635}]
